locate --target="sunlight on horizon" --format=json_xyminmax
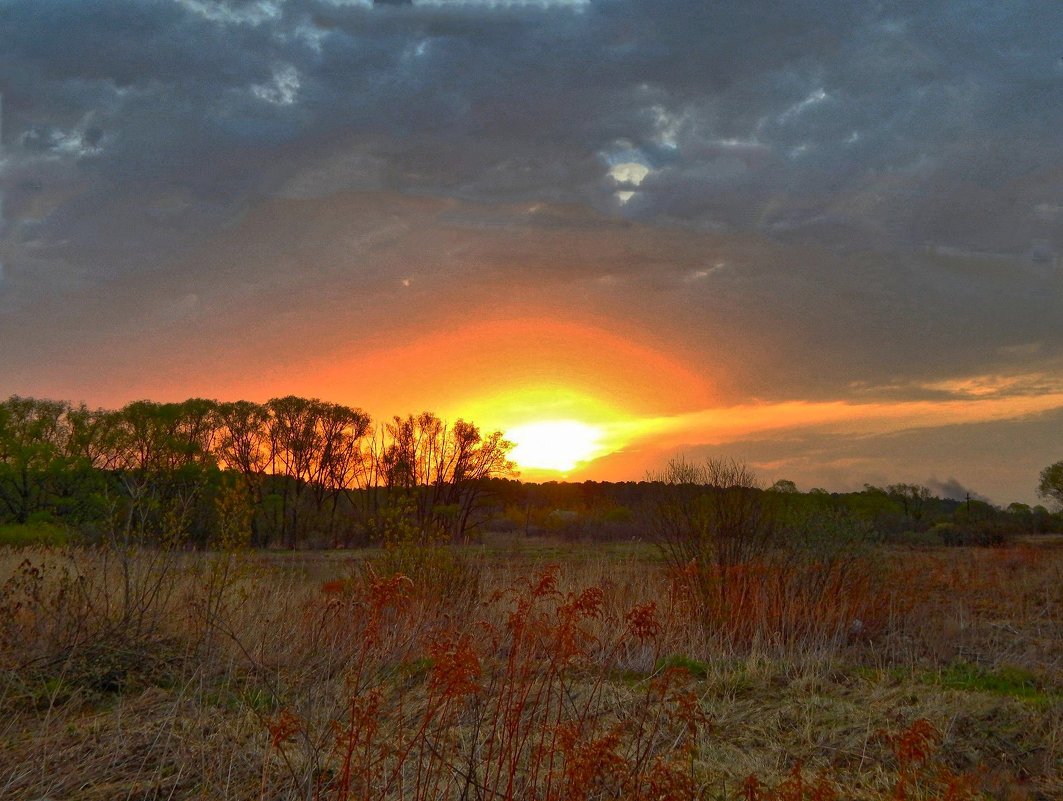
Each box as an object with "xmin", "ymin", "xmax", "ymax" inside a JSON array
[
  {"xmin": 506, "ymin": 420, "xmax": 605, "ymax": 473},
  {"xmin": 455, "ymin": 384, "xmax": 646, "ymax": 475}
]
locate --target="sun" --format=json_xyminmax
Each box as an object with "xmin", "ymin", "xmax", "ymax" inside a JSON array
[{"xmin": 506, "ymin": 420, "xmax": 604, "ymax": 473}]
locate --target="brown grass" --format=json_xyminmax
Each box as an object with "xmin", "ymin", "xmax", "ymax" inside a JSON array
[{"xmin": 0, "ymin": 539, "xmax": 1059, "ymax": 800}]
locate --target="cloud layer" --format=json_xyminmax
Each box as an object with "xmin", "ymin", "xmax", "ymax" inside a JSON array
[{"xmin": 1, "ymin": 0, "xmax": 1061, "ymax": 501}]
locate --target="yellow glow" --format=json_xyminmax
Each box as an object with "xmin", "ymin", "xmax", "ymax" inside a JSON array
[
  {"xmin": 507, "ymin": 420, "xmax": 605, "ymax": 473},
  {"xmin": 458, "ymin": 385, "xmax": 659, "ymax": 476},
  {"xmin": 461, "ymin": 385, "xmax": 622, "ymax": 429}
]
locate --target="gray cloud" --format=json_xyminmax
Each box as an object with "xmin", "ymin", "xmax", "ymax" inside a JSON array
[
  {"xmin": 1, "ymin": 0, "xmax": 1061, "ymax": 499},
  {"xmin": 3, "ymin": 1, "xmax": 1060, "ymax": 256},
  {"xmin": 925, "ymin": 477, "xmax": 988, "ymax": 504}
]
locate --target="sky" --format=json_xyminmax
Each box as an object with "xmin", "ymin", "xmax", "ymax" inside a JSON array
[{"xmin": 1, "ymin": 0, "xmax": 1061, "ymax": 503}]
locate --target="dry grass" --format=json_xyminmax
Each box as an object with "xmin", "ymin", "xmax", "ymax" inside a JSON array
[{"xmin": 0, "ymin": 538, "xmax": 1059, "ymax": 800}]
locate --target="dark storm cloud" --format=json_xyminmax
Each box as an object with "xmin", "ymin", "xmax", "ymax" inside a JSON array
[
  {"xmin": 0, "ymin": 1, "xmax": 1061, "ymax": 419},
  {"xmin": 4, "ymin": 1, "xmax": 1060, "ymax": 256}
]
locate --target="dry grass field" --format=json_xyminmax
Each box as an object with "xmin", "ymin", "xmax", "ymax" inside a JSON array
[{"xmin": 1, "ymin": 536, "xmax": 1059, "ymax": 800}]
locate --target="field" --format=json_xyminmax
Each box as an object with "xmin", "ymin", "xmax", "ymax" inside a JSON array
[{"xmin": 0, "ymin": 535, "xmax": 1059, "ymax": 801}]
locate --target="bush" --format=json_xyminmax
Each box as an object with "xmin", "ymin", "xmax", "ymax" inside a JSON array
[
  {"xmin": 363, "ymin": 542, "xmax": 483, "ymax": 615},
  {"xmin": 933, "ymin": 521, "xmax": 1012, "ymax": 547},
  {"xmin": 889, "ymin": 529, "xmax": 944, "ymax": 548},
  {"xmin": 929, "ymin": 522, "xmax": 962, "ymax": 546},
  {"xmin": 0, "ymin": 520, "xmax": 70, "ymax": 547},
  {"xmin": 644, "ymin": 457, "xmax": 777, "ymax": 570},
  {"xmin": 644, "ymin": 461, "xmax": 891, "ymax": 651}
]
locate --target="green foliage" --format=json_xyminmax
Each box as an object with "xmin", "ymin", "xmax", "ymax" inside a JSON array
[
  {"xmin": 931, "ymin": 520, "xmax": 1011, "ymax": 547},
  {"xmin": 212, "ymin": 476, "xmax": 253, "ymax": 550},
  {"xmin": 928, "ymin": 521, "xmax": 961, "ymax": 545},
  {"xmin": 0, "ymin": 520, "xmax": 70, "ymax": 547},
  {"xmin": 1037, "ymin": 460, "xmax": 1063, "ymax": 511},
  {"xmin": 843, "ymin": 486, "xmax": 906, "ymax": 535},
  {"xmin": 0, "ymin": 394, "xmax": 516, "ymax": 549},
  {"xmin": 367, "ymin": 494, "xmax": 425, "ymax": 547},
  {"xmin": 778, "ymin": 501, "xmax": 880, "ymax": 554},
  {"xmin": 239, "ymin": 685, "xmax": 276, "ymax": 715},
  {"xmin": 365, "ymin": 542, "xmax": 482, "ymax": 613},
  {"xmin": 600, "ymin": 504, "xmax": 633, "ymax": 524},
  {"xmin": 359, "ymin": 493, "xmax": 478, "ymax": 609},
  {"xmin": 2, "ymin": 390, "xmax": 1054, "ymax": 552},
  {"xmin": 0, "ymin": 396, "xmax": 79, "ymax": 524}
]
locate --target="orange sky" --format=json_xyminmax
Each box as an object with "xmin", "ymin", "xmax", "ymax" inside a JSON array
[
  {"xmin": 2, "ymin": 1, "xmax": 1062, "ymax": 506},
  {"xmin": 2, "ymin": 189, "xmax": 1060, "ymax": 502},
  {"xmin": 301, "ymin": 316, "xmax": 714, "ymax": 416},
  {"xmin": 222, "ymin": 310, "xmax": 1063, "ymax": 489}
]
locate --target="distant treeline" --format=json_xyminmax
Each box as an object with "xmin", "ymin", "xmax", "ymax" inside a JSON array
[
  {"xmin": 1, "ymin": 395, "xmax": 1057, "ymax": 550},
  {"xmin": 484, "ymin": 475, "xmax": 1059, "ymax": 546},
  {"xmin": 0, "ymin": 395, "xmax": 513, "ymax": 548}
]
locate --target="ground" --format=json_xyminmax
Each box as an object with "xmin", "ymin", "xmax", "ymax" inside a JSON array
[{"xmin": 0, "ymin": 535, "xmax": 1059, "ymax": 800}]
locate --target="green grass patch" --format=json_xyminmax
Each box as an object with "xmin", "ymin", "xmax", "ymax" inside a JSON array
[
  {"xmin": 655, "ymin": 653, "xmax": 709, "ymax": 679},
  {"xmin": 202, "ymin": 680, "xmax": 277, "ymax": 715},
  {"xmin": 0, "ymin": 521, "xmax": 70, "ymax": 547},
  {"xmin": 400, "ymin": 656, "xmax": 434, "ymax": 680},
  {"xmin": 239, "ymin": 685, "xmax": 276, "ymax": 715},
  {"xmin": 926, "ymin": 662, "xmax": 1061, "ymax": 706},
  {"xmin": 852, "ymin": 665, "xmax": 910, "ymax": 685}
]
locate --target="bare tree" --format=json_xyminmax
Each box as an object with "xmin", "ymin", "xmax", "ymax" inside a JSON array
[
  {"xmin": 308, "ymin": 401, "xmax": 371, "ymax": 547},
  {"xmin": 216, "ymin": 401, "xmax": 273, "ymax": 544},
  {"xmin": 367, "ymin": 412, "xmax": 515, "ymax": 543},
  {"xmin": 644, "ymin": 456, "xmax": 775, "ymax": 571}
]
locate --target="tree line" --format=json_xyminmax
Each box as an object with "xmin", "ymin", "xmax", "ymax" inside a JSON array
[
  {"xmin": 481, "ymin": 471, "xmax": 1059, "ymax": 545},
  {"xmin": 3, "ymin": 393, "xmax": 1059, "ymax": 551},
  {"xmin": 0, "ymin": 395, "xmax": 515, "ymax": 548}
]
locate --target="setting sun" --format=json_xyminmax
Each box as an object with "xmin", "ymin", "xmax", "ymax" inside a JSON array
[{"xmin": 506, "ymin": 420, "xmax": 605, "ymax": 473}]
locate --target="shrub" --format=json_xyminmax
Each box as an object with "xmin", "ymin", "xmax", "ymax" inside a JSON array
[
  {"xmin": 934, "ymin": 521, "xmax": 1013, "ymax": 547},
  {"xmin": 363, "ymin": 542, "xmax": 482, "ymax": 614},
  {"xmin": 644, "ymin": 457, "xmax": 777, "ymax": 571},
  {"xmin": 0, "ymin": 520, "xmax": 70, "ymax": 547},
  {"xmin": 645, "ymin": 461, "xmax": 890, "ymax": 651}
]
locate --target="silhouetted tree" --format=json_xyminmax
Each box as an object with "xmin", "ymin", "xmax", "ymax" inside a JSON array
[
  {"xmin": 887, "ymin": 483, "xmax": 933, "ymax": 527},
  {"xmin": 0, "ymin": 396, "xmax": 72, "ymax": 522},
  {"xmin": 266, "ymin": 396, "xmax": 323, "ymax": 547},
  {"xmin": 369, "ymin": 412, "xmax": 515, "ymax": 543},
  {"xmin": 309, "ymin": 401, "xmax": 371, "ymax": 547},
  {"xmin": 1038, "ymin": 461, "xmax": 1063, "ymax": 511},
  {"xmin": 216, "ymin": 400, "xmax": 272, "ymax": 544}
]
